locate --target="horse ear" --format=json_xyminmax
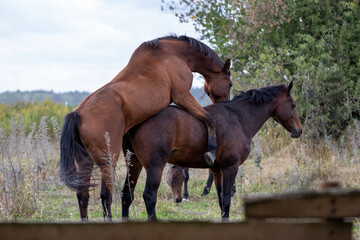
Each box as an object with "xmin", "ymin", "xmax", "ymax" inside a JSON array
[
  {"xmin": 223, "ymin": 59, "xmax": 231, "ymax": 74},
  {"xmin": 287, "ymin": 80, "xmax": 293, "ymax": 95}
]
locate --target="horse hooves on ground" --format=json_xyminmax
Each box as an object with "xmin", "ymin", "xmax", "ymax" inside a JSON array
[
  {"xmin": 204, "ymin": 152, "xmax": 215, "ymax": 166},
  {"xmin": 182, "ymin": 198, "xmax": 189, "ymax": 202},
  {"xmin": 201, "ymin": 190, "xmax": 210, "ymax": 196}
]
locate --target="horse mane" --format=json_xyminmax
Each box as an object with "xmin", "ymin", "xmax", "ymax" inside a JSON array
[
  {"xmin": 142, "ymin": 34, "xmax": 223, "ymax": 66},
  {"xmin": 232, "ymin": 84, "xmax": 287, "ymax": 104}
]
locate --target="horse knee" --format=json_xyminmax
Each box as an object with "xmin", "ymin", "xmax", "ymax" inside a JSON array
[
  {"xmin": 77, "ymin": 191, "xmax": 90, "ymax": 208},
  {"xmin": 100, "ymin": 189, "xmax": 112, "ymax": 204}
]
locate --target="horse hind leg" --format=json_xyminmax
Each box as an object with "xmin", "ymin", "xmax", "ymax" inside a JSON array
[
  {"xmin": 99, "ymin": 163, "xmax": 116, "ymax": 222},
  {"xmin": 143, "ymin": 166, "xmax": 165, "ymax": 220},
  {"xmin": 76, "ymin": 160, "xmax": 94, "ymax": 222},
  {"xmin": 121, "ymin": 152, "xmax": 143, "ymax": 220}
]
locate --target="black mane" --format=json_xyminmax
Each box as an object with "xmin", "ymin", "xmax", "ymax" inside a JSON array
[
  {"xmin": 232, "ymin": 84, "xmax": 287, "ymax": 104},
  {"xmin": 142, "ymin": 34, "xmax": 223, "ymax": 67}
]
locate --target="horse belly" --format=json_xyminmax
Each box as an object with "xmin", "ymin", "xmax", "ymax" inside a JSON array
[
  {"xmin": 168, "ymin": 149, "xmax": 208, "ymax": 168},
  {"xmin": 168, "ymin": 115, "xmax": 208, "ymax": 168}
]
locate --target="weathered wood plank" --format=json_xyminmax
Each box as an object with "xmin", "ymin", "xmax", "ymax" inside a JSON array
[
  {"xmin": 245, "ymin": 189, "xmax": 360, "ymax": 219},
  {"xmin": 0, "ymin": 221, "xmax": 352, "ymax": 240}
]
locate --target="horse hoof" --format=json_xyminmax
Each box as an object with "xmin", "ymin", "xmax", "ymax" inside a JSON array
[
  {"xmin": 182, "ymin": 198, "xmax": 189, "ymax": 202},
  {"xmin": 201, "ymin": 189, "xmax": 210, "ymax": 196},
  {"xmin": 204, "ymin": 152, "xmax": 215, "ymax": 166}
]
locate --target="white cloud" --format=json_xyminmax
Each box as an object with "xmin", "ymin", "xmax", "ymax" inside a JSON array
[{"xmin": 0, "ymin": 0, "xmax": 201, "ymax": 92}]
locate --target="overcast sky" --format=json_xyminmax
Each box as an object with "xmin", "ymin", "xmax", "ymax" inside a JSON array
[{"xmin": 0, "ymin": 0, "xmax": 204, "ymax": 93}]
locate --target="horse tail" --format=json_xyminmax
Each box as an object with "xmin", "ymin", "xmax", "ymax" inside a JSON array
[{"xmin": 60, "ymin": 111, "xmax": 91, "ymax": 191}]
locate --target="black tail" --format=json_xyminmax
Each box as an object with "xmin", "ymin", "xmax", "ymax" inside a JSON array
[{"xmin": 60, "ymin": 111, "xmax": 91, "ymax": 191}]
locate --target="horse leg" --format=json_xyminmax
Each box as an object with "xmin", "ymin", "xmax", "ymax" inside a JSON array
[
  {"xmin": 211, "ymin": 169, "xmax": 223, "ymax": 215},
  {"xmin": 76, "ymin": 160, "xmax": 94, "ymax": 222},
  {"xmin": 143, "ymin": 166, "xmax": 165, "ymax": 220},
  {"xmin": 98, "ymin": 163, "xmax": 115, "ymax": 221},
  {"xmin": 121, "ymin": 153, "xmax": 143, "ymax": 220},
  {"xmin": 172, "ymin": 92, "xmax": 217, "ymax": 166},
  {"xmin": 221, "ymin": 166, "xmax": 238, "ymax": 221},
  {"xmin": 202, "ymin": 170, "xmax": 214, "ymax": 196},
  {"xmin": 77, "ymin": 109, "xmax": 124, "ymax": 222},
  {"xmin": 183, "ymin": 168, "xmax": 189, "ymax": 201}
]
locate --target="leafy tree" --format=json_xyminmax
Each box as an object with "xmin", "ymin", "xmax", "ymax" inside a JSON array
[{"xmin": 163, "ymin": 0, "xmax": 360, "ymax": 139}]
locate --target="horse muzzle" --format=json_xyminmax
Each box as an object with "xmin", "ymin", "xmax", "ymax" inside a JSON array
[{"xmin": 290, "ymin": 128, "xmax": 302, "ymax": 138}]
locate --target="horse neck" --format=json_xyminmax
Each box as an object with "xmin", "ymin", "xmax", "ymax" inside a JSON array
[
  {"xmin": 160, "ymin": 40, "xmax": 222, "ymax": 75},
  {"xmin": 231, "ymin": 100, "xmax": 276, "ymax": 139}
]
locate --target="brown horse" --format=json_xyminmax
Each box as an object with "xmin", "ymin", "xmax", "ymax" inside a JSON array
[
  {"xmin": 122, "ymin": 82, "xmax": 302, "ymax": 221},
  {"xmin": 59, "ymin": 35, "xmax": 232, "ymax": 221},
  {"xmin": 166, "ymin": 165, "xmax": 187, "ymax": 203},
  {"xmin": 167, "ymin": 167, "xmax": 236, "ymax": 202}
]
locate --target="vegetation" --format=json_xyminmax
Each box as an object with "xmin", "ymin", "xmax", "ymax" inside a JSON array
[
  {"xmin": 0, "ymin": 90, "xmax": 90, "ymax": 106},
  {"xmin": 0, "ymin": 114, "xmax": 359, "ymax": 238},
  {"xmin": 0, "ymin": 100, "xmax": 72, "ymax": 137},
  {"xmin": 162, "ymin": 0, "xmax": 360, "ymax": 139}
]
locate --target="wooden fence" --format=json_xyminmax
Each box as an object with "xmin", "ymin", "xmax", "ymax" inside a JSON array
[{"xmin": 1, "ymin": 187, "xmax": 359, "ymax": 240}]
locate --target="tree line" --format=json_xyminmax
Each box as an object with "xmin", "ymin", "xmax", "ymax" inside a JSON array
[{"xmin": 0, "ymin": 90, "xmax": 90, "ymax": 106}]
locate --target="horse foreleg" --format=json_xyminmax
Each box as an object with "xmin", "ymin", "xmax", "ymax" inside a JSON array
[
  {"xmin": 172, "ymin": 92, "xmax": 217, "ymax": 166},
  {"xmin": 143, "ymin": 166, "xmax": 165, "ymax": 221},
  {"xmin": 182, "ymin": 168, "xmax": 189, "ymax": 201},
  {"xmin": 211, "ymin": 169, "xmax": 223, "ymax": 215},
  {"xmin": 221, "ymin": 166, "xmax": 238, "ymax": 221},
  {"xmin": 76, "ymin": 161, "xmax": 94, "ymax": 222},
  {"xmin": 202, "ymin": 170, "xmax": 214, "ymax": 196}
]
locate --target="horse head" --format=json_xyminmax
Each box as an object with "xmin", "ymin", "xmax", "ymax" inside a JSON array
[
  {"xmin": 167, "ymin": 165, "xmax": 185, "ymax": 203},
  {"xmin": 204, "ymin": 59, "xmax": 232, "ymax": 103},
  {"xmin": 271, "ymin": 81, "xmax": 302, "ymax": 138}
]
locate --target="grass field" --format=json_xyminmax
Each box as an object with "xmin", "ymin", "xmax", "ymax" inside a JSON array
[{"xmin": 0, "ymin": 117, "xmax": 359, "ymax": 237}]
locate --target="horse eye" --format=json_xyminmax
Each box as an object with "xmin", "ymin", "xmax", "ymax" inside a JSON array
[
  {"xmin": 229, "ymin": 82, "xmax": 233, "ymax": 88},
  {"xmin": 291, "ymin": 103, "xmax": 296, "ymax": 108}
]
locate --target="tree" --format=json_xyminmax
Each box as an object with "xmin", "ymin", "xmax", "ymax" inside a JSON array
[{"xmin": 162, "ymin": 0, "xmax": 360, "ymax": 139}]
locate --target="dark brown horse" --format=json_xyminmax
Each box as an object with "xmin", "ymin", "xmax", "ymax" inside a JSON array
[
  {"xmin": 166, "ymin": 164, "xmax": 187, "ymax": 203},
  {"xmin": 122, "ymin": 82, "xmax": 302, "ymax": 221},
  {"xmin": 167, "ymin": 167, "xmax": 235, "ymax": 202},
  {"xmin": 59, "ymin": 35, "xmax": 232, "ymax": 221}
]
